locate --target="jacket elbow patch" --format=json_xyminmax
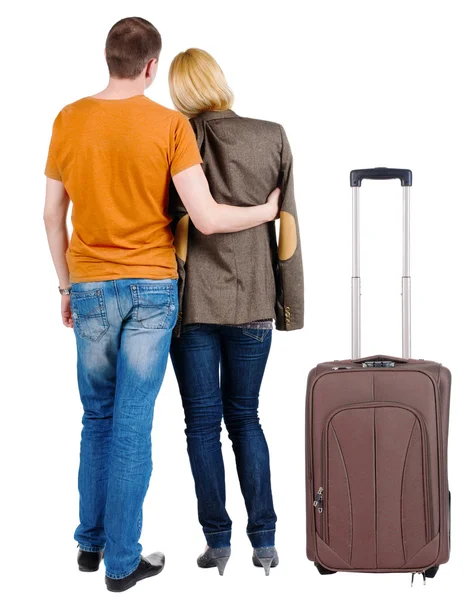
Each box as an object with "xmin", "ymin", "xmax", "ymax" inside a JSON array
[
  {"xmin": 174, "ymin": 215, "xmax": 190, "ymax": 262},
  {"xmin": 278, "ymin": 210, "xmax": 297, "ymax": 260}
]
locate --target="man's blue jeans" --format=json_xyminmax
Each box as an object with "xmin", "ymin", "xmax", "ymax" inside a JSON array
[
  {"xmin": 70, "ymin": 278, "xmax": 178, "ymax": 579},
  {"xmin": 170, "ymin": 324, "xmax": 277, "ymax": 549}
]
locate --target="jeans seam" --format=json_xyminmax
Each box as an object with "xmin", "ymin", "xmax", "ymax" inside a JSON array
[
  {"xmin": 78, "ymin": 544, "xmax": 104, "ymax": 552},
  {"xmin": 247, "ymin": 529, "xmax": 276, "ymax": 534},
  {"xmin": 114, "ymin": 280, "xmax": 125, "ymax": 319},
  {"xmin": 206, "ymin": 529, "xmax": 232, "ymax": 535},
  {"xmin": 105, "ymin": 556, "xmax": 141, "ymax": 580}
]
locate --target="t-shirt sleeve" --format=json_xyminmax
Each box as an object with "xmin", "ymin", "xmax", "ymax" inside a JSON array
[
  {"xmin": 44, "ymin": 112, "xmax": 63, "ymax": 181},
  {"xmin": 169, "ymin": 113, "xmax": 203, "ymax": 177}
]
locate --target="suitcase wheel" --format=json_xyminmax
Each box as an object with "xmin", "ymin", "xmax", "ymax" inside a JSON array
[
  {"xmin": 314, "ymin": 563, "xmax": 336, "ymax": 575},
  {"xmin": 424, "ymin": 565, "xmax": 439, "ymax": 579}
]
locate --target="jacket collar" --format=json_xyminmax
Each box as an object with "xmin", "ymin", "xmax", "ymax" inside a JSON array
[{"xmin": 194, "ymin": 109, "xmax": 238, "ymax": 122}]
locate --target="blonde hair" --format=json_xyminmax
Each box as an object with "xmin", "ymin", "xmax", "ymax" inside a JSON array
[{"xmin": 169, "ymin": 48, "xmax": 234, "ymax": 118}]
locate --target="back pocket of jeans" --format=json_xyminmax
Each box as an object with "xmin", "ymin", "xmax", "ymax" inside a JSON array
[
  {"xmin": 242, "ymin": 328, "xmax": 271, "ymax": 342},
  {"xmin": 71, "ymin": 289, "xmax": 109, "ymax": 342},
  {"xmin": 131, "ymin": 283, "xmax": 175, "ymax": 329}
]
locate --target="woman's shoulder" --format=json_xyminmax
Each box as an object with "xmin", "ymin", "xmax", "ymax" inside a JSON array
[
  {"xmin": 240, "ymin": 113, "xmax": 282, "ymax": 126},
  {"xmin": 236, "ymin": 116, "xmax": 287, "ymax": 147},
  {"xmin": 226, "ymin": 114, "xmax": 285, "ymax": 143},
  {"xmin": 241, "ymin": 115, "xmax": 283, "ymax": 131},
  {"xmin": 192, "ymin": 111, "xmax": 284, "ymax": 133}
]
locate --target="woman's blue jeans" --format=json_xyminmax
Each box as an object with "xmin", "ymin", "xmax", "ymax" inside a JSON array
[
  {"xmin": 71, "ymin": 278, "xmax": 178, "ymax": 579},
  {"xmin": 170, "ymin": 324, "xmax": 277, "ymax": 549}
]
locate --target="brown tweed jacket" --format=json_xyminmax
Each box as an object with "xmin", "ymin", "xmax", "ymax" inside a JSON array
[{"xmin": 169, "ymin": 109, "xmax": 304, "ymax": 334}]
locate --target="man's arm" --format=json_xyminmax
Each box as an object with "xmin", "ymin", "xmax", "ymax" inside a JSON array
[
  {"xmin": 172, "ymin": 165, "xmax": 280, "ymax": 235},
  {"xmin": 44, "ymin": 177, "xmax": 73, "ymax": 327}
]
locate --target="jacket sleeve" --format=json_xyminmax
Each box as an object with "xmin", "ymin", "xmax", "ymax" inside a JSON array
[
  {"xmin": 168, "ymin": 181, "xmax": 188, "ymax": 337},
  {"xmin": 274, "ymin": 125, "xmax": 304, "ymax": 331}
]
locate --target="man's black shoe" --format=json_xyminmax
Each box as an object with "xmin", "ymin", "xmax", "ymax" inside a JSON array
[
  {"xmin": 77, "ymin": 549, "xmax": 104, "ymax": 572},
  {"xmin": 105, "ymin": 553, "xmax": 165, "ymax": 593}
]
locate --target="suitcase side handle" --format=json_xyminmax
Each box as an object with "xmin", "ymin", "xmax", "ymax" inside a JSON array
[{"xmin": 350, "ymin": 168, "xmax": 412, "ymax": 188}]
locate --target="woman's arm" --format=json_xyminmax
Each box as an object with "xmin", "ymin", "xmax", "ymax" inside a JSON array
[
  {"xmin": 172, "ymin": 164, "xmax": 280, "ymax": 235},
  {"xmin": 44, "ymin": 177, "xmax": 73, "ymax": 327}
]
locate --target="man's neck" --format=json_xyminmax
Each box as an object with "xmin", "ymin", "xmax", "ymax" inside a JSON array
[{"xmin": 91, "ymin": 78, "xmax": 145, "ymax": 100}]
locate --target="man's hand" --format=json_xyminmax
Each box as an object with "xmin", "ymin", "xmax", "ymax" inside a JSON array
[
  {"xmin": 62, "ymin": 295, "xmax": 74, "ymax": 328},
  {"xmin": 266, "ymin": 187, "xmax": 281, "ymax": 221}
]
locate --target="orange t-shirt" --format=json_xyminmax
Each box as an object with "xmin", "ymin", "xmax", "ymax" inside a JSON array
[{"xmin": 45, "ymin": 95, "xmax": 202, "ymax": 283}]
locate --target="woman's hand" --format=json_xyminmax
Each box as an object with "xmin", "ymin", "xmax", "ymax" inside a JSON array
[
  {"xmin": 62, "ymin": 295, "xmax": 74, "ymax": 328},
  {"xmin": 265, "ymin": 187, "xmax": 281, "ymax": 221}
]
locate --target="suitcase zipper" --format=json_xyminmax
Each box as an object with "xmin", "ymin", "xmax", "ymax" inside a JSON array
[{"xmin": 314, "ymin": 487, "xmax": 324, "ymax": 513}]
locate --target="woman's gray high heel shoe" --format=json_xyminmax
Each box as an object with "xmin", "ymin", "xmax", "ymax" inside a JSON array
[
  {"xmin": 197, "ymin": 546, "xmax": 231, "ymax": 576},
  {"xmin": 252, "ymin": 547, "xmax": 279, "ymax": 576}
]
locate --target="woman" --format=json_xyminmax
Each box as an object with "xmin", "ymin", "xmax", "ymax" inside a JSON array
[{"xmin": 168, "ymin": 49, "xmax": 304, "ymax": 576}]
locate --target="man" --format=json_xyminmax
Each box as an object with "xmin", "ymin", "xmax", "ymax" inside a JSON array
[{"xmin": 44, "ymin": 17, "xmax": 279, "ymax": 593}]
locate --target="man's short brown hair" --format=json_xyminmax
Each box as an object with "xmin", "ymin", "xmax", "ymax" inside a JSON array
[{"xmin": 105, "ymin": 17, "xmax": 162, "ymax": 79}]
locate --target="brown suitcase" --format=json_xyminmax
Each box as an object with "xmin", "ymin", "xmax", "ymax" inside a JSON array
[{"xmin": 305, "ymin": 169, "xmax": 451, "ymax": 582}]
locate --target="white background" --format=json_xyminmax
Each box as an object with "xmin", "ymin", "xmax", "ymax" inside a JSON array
[{"xmin": 2, "ymin": 0, "xmax": 474, "ymax": 598}]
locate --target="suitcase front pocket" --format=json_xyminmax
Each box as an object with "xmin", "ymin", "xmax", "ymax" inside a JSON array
[{"xmin": 320, "ymin": 402, "xmax": 431, "ymax": 570}]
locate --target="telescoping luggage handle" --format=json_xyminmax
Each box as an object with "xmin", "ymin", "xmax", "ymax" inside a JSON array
[{"xmin": 350, "ymin": 168, "xmax": 413, "ymax": 360}]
